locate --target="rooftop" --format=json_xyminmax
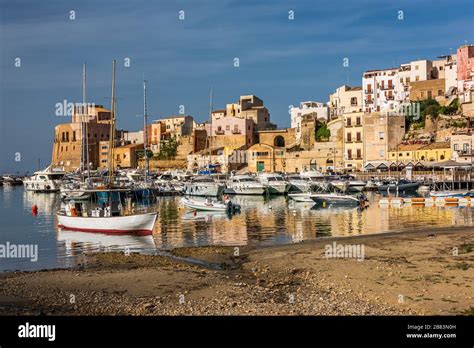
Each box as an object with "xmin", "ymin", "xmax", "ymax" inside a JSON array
[{"xmin": 419, "ymin": 141, "xmax": 451, "ymax": 150}]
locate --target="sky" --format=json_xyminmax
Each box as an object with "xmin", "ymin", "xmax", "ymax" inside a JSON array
[{"xmin": 0, "ymin": 0, "xmax": 473, "ymax": 173}]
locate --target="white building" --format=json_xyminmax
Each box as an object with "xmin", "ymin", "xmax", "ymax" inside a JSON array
[
  {"xmin": 433, "ymin": 54, "xmax": 458, "ymax": 95},
  {"xmin": 328, "ymin": 85, "xmax": 363, "ymax": 118},
  {"xmin": 362, "ymin": 68, "xmax": 403, "ymax": 113},
  {"xmin": 290, "ymin": 101, "xmax": 329, "ymax": 141},
  {"xmin": 363, "ymin": 59, "xmax": 436, "ymax": 113}
]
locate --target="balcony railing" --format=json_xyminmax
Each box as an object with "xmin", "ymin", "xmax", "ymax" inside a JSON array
[
  {"xmin": 386, "ymin": 95, "xmax": 395, "ymax": 100},
  {"xmin": 231, "ymin": 129, "xmax": 241, "ymax": 134},
  {"xmin": 215, "ymin": 130, "xmax": 225, "ymax": 135},
  {"xmin": 354, "ymin": 123, "xmax": 362, "ymax": 127},
  {"xmin": 364, "ymin": 90, "xmax": 373, "ymax": 94},
  {"xmin": 365, "ymin": 99, "xmax": 374, "ymax": 104}
]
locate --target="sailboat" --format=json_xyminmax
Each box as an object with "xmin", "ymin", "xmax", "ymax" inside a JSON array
[
  {"xmin": 185, "ymin": 88, "xmax": 225, "ymax": 196},
  {"xmin": 61, "ymin": 63, "xmax": 92, "ymax": 201},
  {"xmin": 56, "ymin": 60, "xmax": 158, "ymax": 234}
]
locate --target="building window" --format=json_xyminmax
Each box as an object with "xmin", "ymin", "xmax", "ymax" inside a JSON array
[
  {"xmin": 454, "ymin": 144, "xmax": 458, "ymax": 151},
  {"xmin": 380, "ymin": 149, "xmax": 385, "ymax": 157},
  {"xmin": 379, "ymin": 132, "xmax": 385, "ymax": 140},
  {"xmin": 463, "ymin": 143, "xmax": 469, "ymax": 152},
  {"xmin": 356, "ymin": 117, "xmax": 361, "ymax": 126},
  {"xmin": 356, "ymin": 132, "xmax": 361, "ymax": 141},
  {"xmin": 415, "ymin": 65, "xmax": 419, "ymax": 70},
  {"xmin": 346, "ymin": 117, "xmax": 352, "ymax": 126},
  {"xmin": 438, "ymin": 90, "xmax": 443, "ymax": 96},
  {"xmin": 415, "ymin": 76, "xmax": 419, "ymax": 81},
  {"xmin": 350, "ymin": 97, "xmax": 358, "ymax": 106},
  {"xmin": 347, "ymin": 133, "xmax": 352, "ymax": 142},
  {"xmin": 226, "ymin": 125, "xmax": 230, "ymax": 131},
  {"xmin": 347, "ymin": 149, "xmax": 352, "ymax": 159},
  {"xmin": 72, "ymin": 131, "xmax": 76, "ymax": 142},
  {"xmin": 356, "ymin": 149, "xmax": 361, "ymax": 159}
]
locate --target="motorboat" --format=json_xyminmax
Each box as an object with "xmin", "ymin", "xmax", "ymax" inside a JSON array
[
  {"xmin": 60, "ymin": 187, "xmax": 92, "ymax": 201},
  {"xmin": 376, "ymin": 179, "xmax": 420, "ymax": 192},
  {"xmin": 2, "ymin": 175, "xmax": 23, "ymax": 186},
  {"xmin": 57, "ymin": 201, "xmax": 157, "ymax": 235},
  {"xmin": 299, "ymin": 170, "xmax": 329, "ymax": 191},
  {"xmin": 225, "ymin": 174, "xmax": 266, "ymax": 195},
  {"xmin": 257, "ymin": 173, "xmax": 291, "ymax": 194},
  {"xmin": 288, "ymin": 192, "xmax": 315, "ymax": 202},
  {"xmin": 429, "ymin": 190, "xmax": 471, "ymax": 198},
  {"xmin": 331, "ymin": 178, "xmax": 366, "ymax": 193},
  {"xmin": 310, "ymin": 192, "xmax": 368, "ymax": 206},
  {"xmin": 286, "ymin": 174, "xmax": 313, "ymax": 193},
  {"xmin": 180, "ymin": 196, "xmax": 240, "ymax": 213},
  {"xmin": 23, "ymin": 166, "xmax": 65, "ymax": 193},
  {"xmin": 183, "ymin": 175, "xmax": 225, "ymax": 197}
]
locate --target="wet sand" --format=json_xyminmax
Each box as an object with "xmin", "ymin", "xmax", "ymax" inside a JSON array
[{"xmin": 0, "ymin": 226, "xmax": 473, "ymax": 315}]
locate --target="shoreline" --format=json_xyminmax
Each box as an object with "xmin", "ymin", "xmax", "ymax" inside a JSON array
[{"xmin": 0, "ymin": 225, "xmax": 473, "ymax": 315}]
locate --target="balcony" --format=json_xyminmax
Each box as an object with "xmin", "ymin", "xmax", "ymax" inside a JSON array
[
  {"xmin": 365, "ymin": 99, "xmax": 374, "ymax": 104},
  {"xmin": 354, "ymin": 123, "xmax": 362, "ymax": 127},
  {"xmin": 345, "ymin": 123, "xmax": 353, "ymax": 128},
  {"xmin": 364, "ymin": 90, "xmax": 373, "ymax": 94},
  {"xmin": 380, "ymin": 85, "xmax": 394, "ymax": 90},
  {"xmin": 231, "ymin": 129, "xmax": 241, "ymax": 134},
  {"xmin": 346, "ymin": 139, "xmax": 353, "ymax": 143},
  {"xmin": 386, "ymin": 95, "xmax": 394, "ymax": 100},
  {"xmin": 215, "ymin": 130, "xmax": 225, "ymax": 135}
]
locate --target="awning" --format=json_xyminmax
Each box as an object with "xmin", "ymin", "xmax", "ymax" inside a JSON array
[{"xmin": 424, "ymin": 160, "xmax": 472, "ymax": 169}]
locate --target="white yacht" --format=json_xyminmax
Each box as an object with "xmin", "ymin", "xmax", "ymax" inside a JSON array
[
  {"xmin": 257, "ymin": 173, "xmax": 290, "ymax": 194},
  {"xmin": 225, "ymin": 174, "xmax": 266, "ymax": 195},
  {"xmin": 300, "ymin": 170, "xmax": 329, "ymax": 191},
  {"xmin": 183, "ymin": 175, "xmax": 225, "ymax": 197},
  {"xmin": 23, "ymin": 166, "xmax": 65, "ymax": 193},
  {"xmin": 331, "ymin": 179, "xmax": 367, "ymax": 193},
  {"xmin": 286, "ymin": 174, "xmax": 313, "ymax": 193}
]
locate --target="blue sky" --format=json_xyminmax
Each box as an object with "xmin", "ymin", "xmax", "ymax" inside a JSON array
[{"xmin": 1, "ymin": 0, "xmax": 473, "ymax": 173}]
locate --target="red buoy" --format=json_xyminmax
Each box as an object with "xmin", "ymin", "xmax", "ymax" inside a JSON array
[{"xmin": 32, "ymin": 205, "xmax": 38, "ymax": 216}]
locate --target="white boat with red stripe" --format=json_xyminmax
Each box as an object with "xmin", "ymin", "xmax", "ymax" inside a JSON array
[{"xmin": 57, "ymin": 210, "xmax": 157, "ymax": 236}]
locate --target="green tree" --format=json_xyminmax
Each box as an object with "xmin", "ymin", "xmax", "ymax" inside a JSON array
[
  {"xmin": 157, "ymin": 137, "xmax": 178, "ymax": 160},
  {"xmin": 316, "ymin": 122, "xmax": 330, "ymax": 142}
]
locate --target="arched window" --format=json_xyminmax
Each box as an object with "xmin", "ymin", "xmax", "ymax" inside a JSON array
[
  {"xmin": 310, "ymin": 159, "xmax": 317, "ymax": 170},
  {"xmin": 274, "ymin": 135, "xmax": 285, "ymax": 147}
]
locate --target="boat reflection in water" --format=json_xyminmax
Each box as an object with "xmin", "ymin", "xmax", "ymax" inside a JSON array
[{"xmin": 57, "ymin": 229, "xmax": 157, "ymax": 262}]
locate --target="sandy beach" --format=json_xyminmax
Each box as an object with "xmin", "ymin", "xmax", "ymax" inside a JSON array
[{"xmin": 0, "ymin": 226, "xmax": 473, "ymax": 316}]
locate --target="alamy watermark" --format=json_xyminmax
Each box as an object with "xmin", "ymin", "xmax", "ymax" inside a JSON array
[
  {"xmin": 324, "ymin": 241, "xmax": 365, "ymax": 262},
  {"xmin": 55, "ymin": 100, "xmax": 96, "ymax": 117},
  {"xmin": 0, "ymin": 242, "xmax": 38, "ymax": 262}
]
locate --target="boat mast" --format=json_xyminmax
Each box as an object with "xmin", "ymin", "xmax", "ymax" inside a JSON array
[
  {"xmin": 208, "ymin": 88, "xmax": 213, "ymax": 173},
  {"xmin": 82, "ymin": 62, "xmax": 90, "ymax": 181},
  {"xmin": 143, "ymin": 80, "xmax": 149, "ymax": 183},
  {"xmin": 107, "ymin": 60, "xmax": 116, "ymax": 184}
]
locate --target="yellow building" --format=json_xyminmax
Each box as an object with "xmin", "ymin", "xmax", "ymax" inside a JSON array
[
  {"xmin": 52, "ymin": 105, "xmax": 112, "ymax": 171},
  {"xmin": 414, "ymin": 142, "xmax": 451, "ymax": 162},
  {"xmin": 343, "ymin": 111, "xmax": 364, "ymax": 171},
  {"xmin": 388, "ymin": 144, "xmax": 425, "ymax": 163}
]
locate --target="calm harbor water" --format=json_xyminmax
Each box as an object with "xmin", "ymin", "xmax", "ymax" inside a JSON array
[{"xmin": 1, "ymin": 186, "xmax": 473, "ymax": 272}]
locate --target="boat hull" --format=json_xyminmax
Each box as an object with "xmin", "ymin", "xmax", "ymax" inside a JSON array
[
  {"xmin": 57, "ymin": 212, "xmax": 157, "ymax": 235},
  {"xmin": 181, "ymin": 197, "xmax": 228, "ymax": 211},
  {"xmin": 224, "ymin": 186, "xmax": 266, "ymax": 195},
  {"xmin": 377, "ymin": 183, "xmax": 419, "ymax": 192},
  {"xmin": 288, "ymin": 193, "xmax": 314, "ymax": 202},
  {"xmin": 310, "ymin": 194, "xmax": 360, "ymax": 205},
  {"xmin": 183, "ymin": 183, "xmax": 224, "ymax": 197}
]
